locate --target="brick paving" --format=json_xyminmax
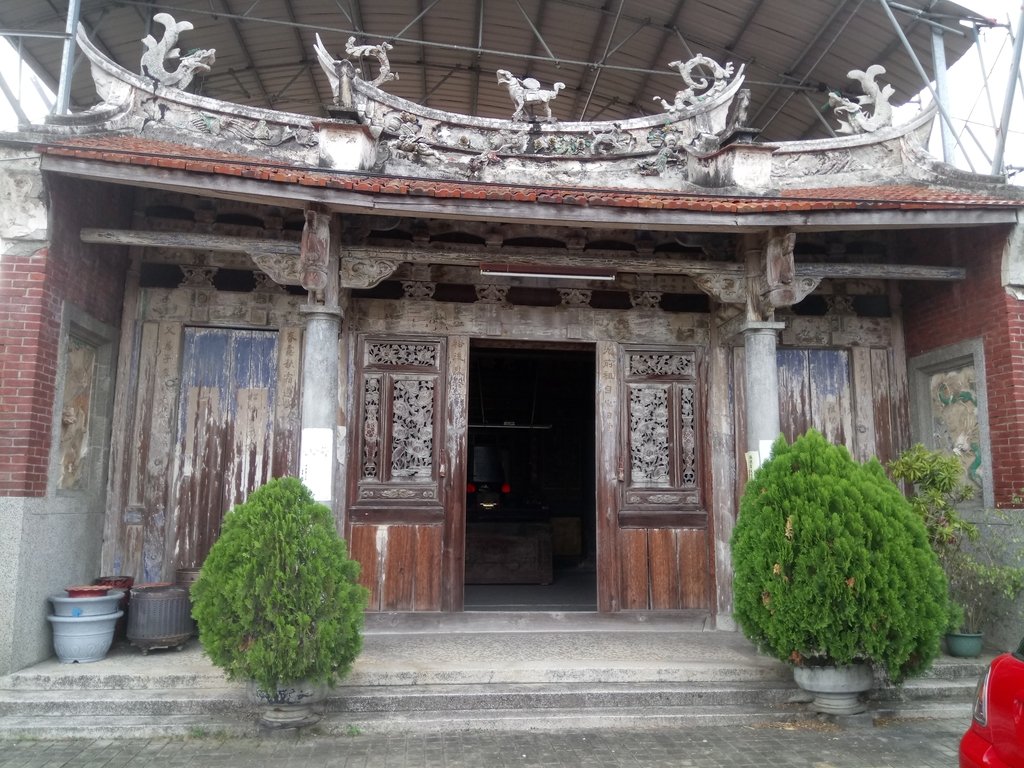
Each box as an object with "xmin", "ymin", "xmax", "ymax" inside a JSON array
[{"xmin": 0, "ymin": 718, "xmax": 965, "ymax": 767}]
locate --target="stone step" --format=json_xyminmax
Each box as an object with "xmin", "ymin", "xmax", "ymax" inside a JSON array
[
  {"xmin": 0, "ymin": 621, "xmax": 991, "ymax": 738},
  {"xmin": 874, "ymin": 676, "xmax": 980, "ymax": 702},
  {"xmin": 0, "ymin": 680, "xmax": 798, "ymax": 716},
  {"xmin": 0, "ymin": 699, "xmax": 974, "ymax": 740}
]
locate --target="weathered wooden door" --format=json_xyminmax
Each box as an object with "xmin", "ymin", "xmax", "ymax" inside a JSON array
[
  {"xmin": 111, "ymin": 321, "xmax": 300, "ymax": 583},
  {"xmin": 597, "ymin": 342, "xmax": 711, "ymax": 612},
  {"xmin": 346, "ymin": 336, "xmax": 461, "ymax": 611},
  {"xmin": 169, "ymin": 327, "xmax": 282, "ymax": 570}
]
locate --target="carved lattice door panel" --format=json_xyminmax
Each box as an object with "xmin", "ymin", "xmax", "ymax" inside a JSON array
[
  {"xmin": 621, "ymin": 349, "xmax": 704, "ymax": 526},
  {"xmin": 606, "ymin": 346, "xmax": 710, "ymax": 611},
  {"xmin": 347, "ymin": 337, "xmax": 449, "ymax": 611}
]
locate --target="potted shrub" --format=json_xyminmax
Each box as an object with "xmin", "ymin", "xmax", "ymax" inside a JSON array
[
  {"xmin": 942, "ymin": 512, "xmax": 1024, "ymax": 657},
  {"xmin": 889, "ymin": 445, "xmax": 1024, "ymax": 657},
  {"xmin": 190, "ymin": 476, "xmax": 369, "ymax": 728},
  {"xmin": 731, "ymin": 430, "xmax": 950, "ymax": 715}
]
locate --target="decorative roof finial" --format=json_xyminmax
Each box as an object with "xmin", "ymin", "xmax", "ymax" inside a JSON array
[
  {"xmin": 496, "ymin": 70, "xmax": 565, "ymax": 122},
  {"xmin": 345, "ymin": 37, "xmax": 399, "ymax": 87},
  {"xmin": 140, "ymin": 13, "xmax": 215, "ymax": 90},
  {"xmin": 654, "ymin": 55, "xmax": 735, "ymax": 114},
  {"xmin": 828, "ymin": 65, "xmax": 895, "ymax": 134}
]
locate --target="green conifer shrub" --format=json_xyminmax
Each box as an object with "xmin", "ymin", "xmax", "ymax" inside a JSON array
[
  {"xmin": 731, "ymin": 430, "xmax": 949, "ymax": 683},
  {"xmin": 191, "ymin": 477, "xmax": 369, "ymax": 693}
]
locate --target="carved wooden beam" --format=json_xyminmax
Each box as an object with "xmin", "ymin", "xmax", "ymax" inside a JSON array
[
  {"xmin": 81, "ymin": 228, "xmax": 300, "ymax": 257},
  {"xmin": 81, "ymin": 229, "xmax": 967, "ymax": 285}
]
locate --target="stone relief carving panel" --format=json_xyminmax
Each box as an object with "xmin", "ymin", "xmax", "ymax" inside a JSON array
[
  {"xmin": 59, "ymin": 336, "xmax": 98, "ymax": 490},
  {"xmin": 181, "ymin": 110, "xmax": 318, "ymax": 147},
  {"xmin": 929, "ymin": 365, "xmax": 983, "ymax": 490}
]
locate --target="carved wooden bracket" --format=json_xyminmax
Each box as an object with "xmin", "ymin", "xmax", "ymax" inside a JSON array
[
  {"xmin": 743, "ymin": 228, "xmax": 822, "ymax": 321},
  {"xmin": 694, "ymin": 274, "xmax": 747, "ymax": 304},
  {"xmin": 250, "ymin": 251, "xmax": 300, "ymax": 285},
  {"xmin": 340, "ymin": 255, "xmax": 401, "ymax": 288},
  {"xmin": 300, "ymin": 207, "xmax": 332, "ymax": 300}
]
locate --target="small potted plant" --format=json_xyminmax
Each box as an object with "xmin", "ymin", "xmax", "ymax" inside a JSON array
[
  {"xmin": 942, "ymin": 513, "xmax": 1024, "ymax": 657},
  {"xmin": 190, "ymin": 476, "xmax": 369, "ymax": 728},
  {"xmin": 731, "ymin": 430, "xmax": 950, "ymax": 715},
  {"xmin": 889, "ymin": 446, "xmax": 1024, "ymax": 657}
]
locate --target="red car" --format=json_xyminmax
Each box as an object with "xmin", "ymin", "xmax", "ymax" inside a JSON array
[{"xmin": 961, "ymin": 642, "xmax": 1024, "ymax": 768}]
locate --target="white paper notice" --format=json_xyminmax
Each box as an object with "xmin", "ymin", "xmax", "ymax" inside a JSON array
[{"xmin": 300, "ymin": 427, "xmax": 333, "ymax": 502}]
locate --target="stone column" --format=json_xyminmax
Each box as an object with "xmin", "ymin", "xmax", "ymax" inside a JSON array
[
  {"xmin": 299, "ymin": 306, "xmax": 341, "ymax": 504},
  {"xmin": 297, "ymin": 206, "xmax": 341, "ymax": 505},
  {"xmin": 742, "ymin": 320, "xmax": 785, "ymax": 462}
]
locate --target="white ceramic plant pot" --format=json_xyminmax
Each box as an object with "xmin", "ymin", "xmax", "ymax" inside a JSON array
[
  {"xmin": 46, "ymin": 611, "xmax": 124, "ymax": 663},
  {"xmin": 793, "ymin": 663, "xmax": 874, "ymax": 715}
]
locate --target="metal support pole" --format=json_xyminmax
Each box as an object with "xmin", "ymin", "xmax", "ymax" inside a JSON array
[
  {"xmin": 54, "ymin": 0, "xmax": 81, "ymax": 115},
  {"xmin": 0, "ymin": 69, "xmax": 29, "ymax": 126},
  {"xmin": 931, "ymin": 27, "xmax": 955, "ymax": 163},
  {"xmin": 973, "ymin": 24, "xmax": 1000, "ymax": 133},
  {"xmin": 992, "ymin": 5, "xmax": 1024, "ymax": 176},
  {"xmin": 877, "ymin": 0, "xmax": 975, "ymax": 172}
]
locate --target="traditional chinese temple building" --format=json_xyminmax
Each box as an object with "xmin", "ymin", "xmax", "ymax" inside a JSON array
[{"xmin": 1, "ymin": 5, "xmax": 1022, "ymax": 675}]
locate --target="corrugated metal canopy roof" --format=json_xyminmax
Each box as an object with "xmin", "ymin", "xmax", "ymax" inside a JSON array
[{"xmin": 0, "ymin": 0, "xmax": 989, "ymax": 141}]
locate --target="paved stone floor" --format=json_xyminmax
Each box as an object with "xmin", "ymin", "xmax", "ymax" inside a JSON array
[{"xmin": 0, "ymin": 718, "xmax": 965, "ymax": 767}]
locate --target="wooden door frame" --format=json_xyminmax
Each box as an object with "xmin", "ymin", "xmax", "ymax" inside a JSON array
[
  {"xmin": 443, "ymin": 335, "xmax": 469, "ymax": 611},
  {"xmin": 596, "ymin": 339, "xmax": 621, "ymax": 612}
]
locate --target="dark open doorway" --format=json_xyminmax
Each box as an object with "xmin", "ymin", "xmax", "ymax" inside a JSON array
[{"xmin": 464, "ymin": 342, "xmax": 597, "ymax": 611}]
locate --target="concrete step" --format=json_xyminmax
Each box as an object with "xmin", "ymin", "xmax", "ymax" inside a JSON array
[
  {"xmin": 320, "ymin": 703, "xmax": 813, "ymax": 734},
  {"xmin": 0, "ymin": 620, "xmax": 993, "ymax": 738},
  {"xmin": 0, "ymin": 680, "xmax": 799, "ymax": 717}
]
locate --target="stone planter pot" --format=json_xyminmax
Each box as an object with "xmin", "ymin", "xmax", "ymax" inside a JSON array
[
  {"xmin": 247, "ymin": 680, "xmax": 327, "ymax": 729},
  {"xmin": 47, "ymin": 611, "xmax": 124, "ymax": 663},
  {"xmin": 793, "ymin": 663, "xmax": 874, "ymax": 715},
  {"xmin": 946, "ymin": 632, "xmax": 984, "ymax": 658}
]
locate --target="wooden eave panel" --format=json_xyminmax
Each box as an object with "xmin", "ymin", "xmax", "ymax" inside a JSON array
[{"xmin": 38, "ymin": 155, "xmax": 1022, "ymax": 234}]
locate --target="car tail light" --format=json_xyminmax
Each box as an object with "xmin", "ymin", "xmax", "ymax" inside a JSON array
[
  {"xmin": 467, "ymin": 482, "xmax": 477, "ymax": 494},
  {"xmin": 501, "ymin": 482, "xmax": 511, "ymax": 494},
  {"xmin": 972, "ymin": 667, "xmax": 991, "ymax": 726}
]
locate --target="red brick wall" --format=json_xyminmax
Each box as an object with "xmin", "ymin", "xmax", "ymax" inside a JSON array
[
  {"xmin": 0, "ymin": 175, "xmax": 132, "ymax": 497},
  {"xmin": 902, "ymin": 224, "xmax": 1023, "ymax": 504}
]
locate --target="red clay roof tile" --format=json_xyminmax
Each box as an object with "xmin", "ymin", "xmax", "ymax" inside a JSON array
[{"xmin": 36, "ymin": 134, "xmax": 1024, "ymax": 214}]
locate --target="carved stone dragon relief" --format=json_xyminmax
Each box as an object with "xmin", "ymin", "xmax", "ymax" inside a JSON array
[
  {"xmin": 140, "ymin": 14, "xmax": 215, "ymax": 90},
  {"xmin": 345, "ymin": 37, "xmax": 399, "ymax": 87},
  {"xmin": 654, "ymin": 55, "xmax": 736, "ymax": 114},
  {"xmin": 828, "ymin": 65, "xmax": 895, "ymax": 134}
]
